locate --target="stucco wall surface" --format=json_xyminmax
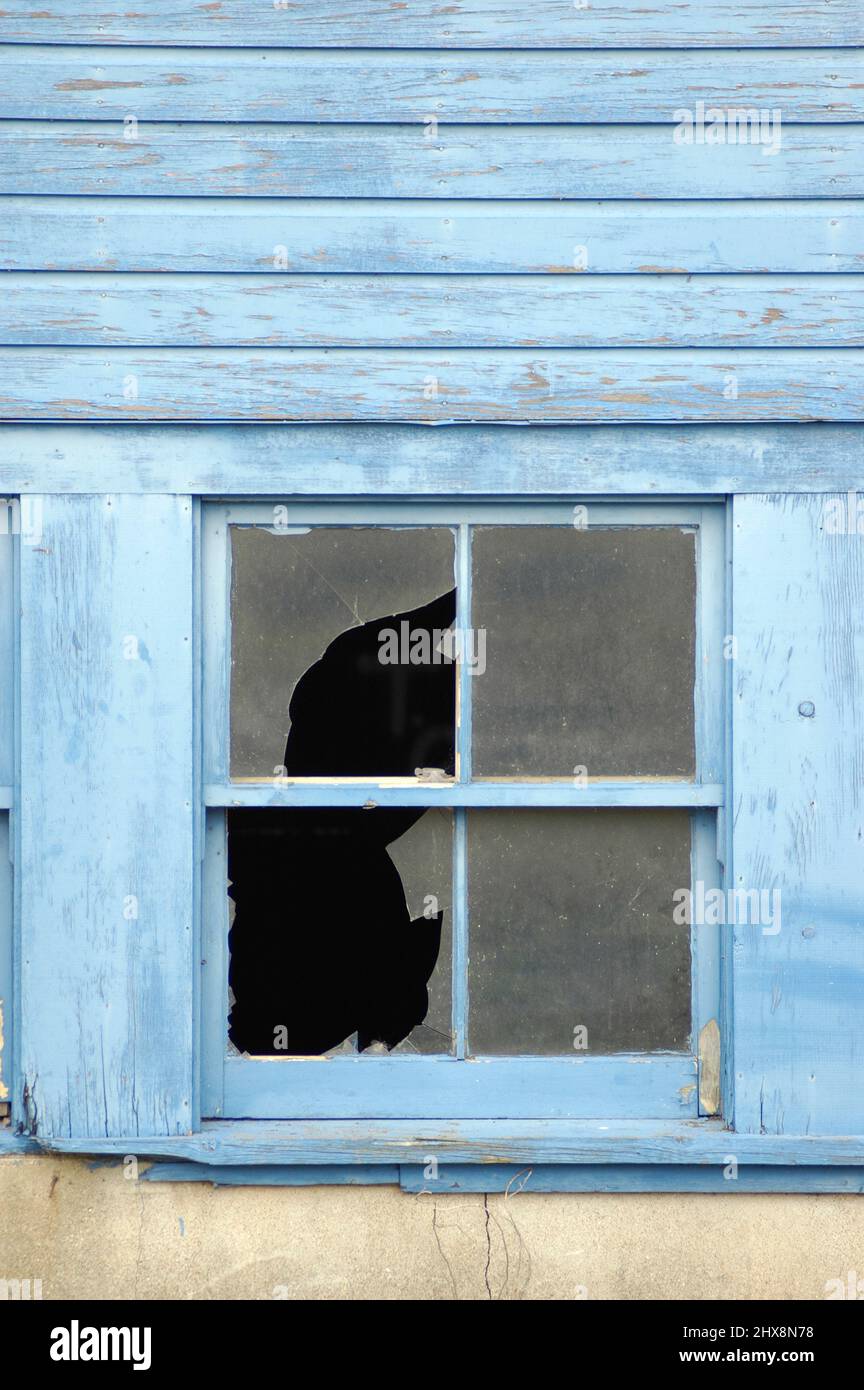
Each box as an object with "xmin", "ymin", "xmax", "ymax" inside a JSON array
[{"xmin": 2, "ymin": 1155, "xmax": 862, "ymax": 1301}]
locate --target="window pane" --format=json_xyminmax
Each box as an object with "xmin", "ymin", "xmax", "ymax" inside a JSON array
[
  {"xmin": 227, "ymin": 807, "xmax": 453, "ymax": 1056},
  {"xmin": 467, "ymin": 809, "xmax": 692, "ymax": 1055},
  {"xmin": 471, "ymin": 526, "xmax": 696, "ymax": 777},
  {"xmin": 230, "ymin": 526, "xmax": 456, "ymax": 779}
]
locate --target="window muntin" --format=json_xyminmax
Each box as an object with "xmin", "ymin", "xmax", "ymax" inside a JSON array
[{"xmin": 202, "ymin": 501, "xmax": 725, "ymax": 1121}]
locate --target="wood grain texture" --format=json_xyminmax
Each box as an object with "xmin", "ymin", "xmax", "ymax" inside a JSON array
[
  {"xmin": 398, "ymin": 1163, "xmax": 864, "ymax": 1193},
  {"xmin": 732, "ymin": 494, "xmax": 864, "ymax": 1136},
  {"xmin": 18, "ymin": 494, "xmax": 195, "ymax": 1138},
  {"xmin": 224, "ymin": 1056, "xmax": 697, "ymax": 1121},
  {"xmin": 0, "ymin": 347, "xmax": 860, "ymax": 423},
  {"xmin": 0, "ymin": 534, "xmax": 14, "ymax": 787},
  {"xmin": 34, "ymin": 1117, "xmax": 864, "ymax": 1165},
  {"xmin": 5, "ymin": 46, "xmax": 860, "ymax": 122},
  {"xmin": 134, "ymin": 1159, "xmax": 864, "ymax": 1190},
  {"xmin": 3, "ymin": 123, "xmax": 859, "ymax": 199},
  {"xmin": 5, "ymin": 273, "xmax": 861, "ymax": 348},
  {"xmin": 3, "ymin": 198, "xmax": 858, "ymax": 274},
  {"xmin": 206, "ymin": 783, "xmax": 721, "ymax": 809},
  {"xmin": 2, "ymin": 423, "xmax": 860, "ymax": 496},
  {"xmin": 0, "ymin": 815, "xmax": 11, "ymax": 1104},
  {"xmin": 0, "ymin": 1, "xmax": 858, "ymax": 48}
]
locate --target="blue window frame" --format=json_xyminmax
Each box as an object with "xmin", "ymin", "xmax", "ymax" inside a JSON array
[
  {"xmin": 201, "ymin": 498, "xmax": 726, "ymax": 1123},
  {"xmin": 0, "ymin": 507, "xmax": 16, "ymax": 1116}
]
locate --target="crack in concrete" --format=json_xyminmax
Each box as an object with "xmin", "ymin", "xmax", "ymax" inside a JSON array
[
  {"xmin": 483, "ymin": 1193, "xmax": 493, "ymax": 1300},
  {"xmin": 431, "ymin": 1199, "xmax": 459, "ymax": 1299}
]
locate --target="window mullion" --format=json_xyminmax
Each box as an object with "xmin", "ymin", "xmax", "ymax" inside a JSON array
[{"xmin": 452, "ymin": 523, "xmax": 473, "ymax": 1056}]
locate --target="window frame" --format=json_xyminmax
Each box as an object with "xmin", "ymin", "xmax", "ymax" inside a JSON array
[
  {"xmin": 200, "ymin": 497, "xmax": 727, "ymax": 1124},
  {"xmin": 0, "ymin": 520, "xmax": 14, "ymax": 1118}
]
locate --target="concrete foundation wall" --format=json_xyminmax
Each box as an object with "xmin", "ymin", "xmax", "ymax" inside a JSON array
[{"xmin": 2, "ymin": 1155, "xmax": 861, "ymax": 1301}]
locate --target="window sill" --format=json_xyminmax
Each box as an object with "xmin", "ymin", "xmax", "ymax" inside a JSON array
[{"xmin": 6, "ymin": 1118, "xmax": 863, "ymax": 1166}]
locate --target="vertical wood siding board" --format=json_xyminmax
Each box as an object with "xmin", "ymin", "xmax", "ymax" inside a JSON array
[
  {"xmin": 0, "ymin": 348, "xmax": 861, "ymax": 423},
  {"xmin": 0, "ymin": 535, "xmax": 14, "ymax": 787},
  {"xmin": 1, "ymin": 424, "xmax": 863, "ymax": 496},
  {"xmin": 731, "ymin": 494, "xmax": 864, "ymax": 1136},
  {"xmin": 19, "ymin": 495, "xmax": 194, "ymax": 1137},
  {"xmin": 3, "ymin": 273, "xmax": 864, "ymax": 349},
  {"xmin": 3, "ymin": 47, "xmax": 862, "ymax": 122},
  {"xmin": 0, "ymin": 815, "xmax": 11, "ymax": 1105},
  {"xmin": 1, "ymin": 123, "xmax": 859, "ymax": 198},
  {"xmin": 0, "ymin": 534, "xmax": 13, "ymax": 1111},
  {"xmin": 2, "ymin": 198, "xmax": 860, "ymax": 275},
  {"xmin": 0, "ymin": 1, "xmax": 858, "ymax": 47}
]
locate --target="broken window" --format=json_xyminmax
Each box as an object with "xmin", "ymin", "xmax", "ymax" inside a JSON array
[
  {"xmin": 230, "ymin": 525, "xmax": 456, "ymax": 779},
  {"xmin": 227, "ymin": 807, "xmax": 453, "ymax": 1056},
  {"xmin": 227, "ymin": 524, "xmax": 457, "ymax": 1054},
  {"xmin": 204, "ymin": 502, "xmax": 722, "ymax": 1112}
]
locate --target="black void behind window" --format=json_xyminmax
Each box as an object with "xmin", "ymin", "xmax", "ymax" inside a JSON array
[
  {"xmin": 228, "ymin": 807, "xmax": 454, "ymax": 1056},
  {"xmin": 472, "ymin": 526, "xmax": 696, "ymax": 777},
  {"xmin": 227, "ymin": 524, "xmax": 457, "ymax": 1056},
  {"xmin": 467, "ymin": 809, "xmax": 692, "ymax": 1055}
]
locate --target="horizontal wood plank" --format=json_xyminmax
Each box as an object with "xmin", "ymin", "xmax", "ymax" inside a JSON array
[
  {"xmin": 5, "ymin": 273, "xmax": 861, "ymax": 348},
  {"xmin": 0, "ymin": 1, "xmax": 858, "ymax": 48},
  {"xmin": 4, "ymin": 46, "xmax": 860, "ymax": 122},
  {"xmin": 397, "ymin": 1163, "xmax": 864, "ymax": 1193},
  {"xmin": 141, "ymin": 1162, "xmax": 403, "ymax": 1186},
  {"xmin": 1, "ymin": 423, "xmax": 861, "ymax": 496},
  {"xmin": 0, "ymin": 347, "xmax": 860, "ymax": 422},
  {"xmin": 223, "ymin": 1056, "xmax": 696, "ymax": 1121},
  {"xmin": 206, "ymin": 782, "xmax": 723, "ymax": 809},
  {"xmin": 37, "ymin": 1118, "xmax": 864, "ymax": 1165},
  {"xmin": 126, "ymin": 1158, "xmax": 864, "ymax": 1191},
  {"xmin": 2, "ymin": 122, "xmax": 858, "ymax": 199},
  {"xmin": 3, "ymin": 197, "xmax": 859, "ymax": 274}
]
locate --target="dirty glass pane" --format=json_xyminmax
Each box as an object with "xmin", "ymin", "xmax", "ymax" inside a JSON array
[
  {"xmin": 230, "ymin": 526, "xmax": 456, "ymax": 779},
  {"xmin": 386, "ymin": 808, "xmax": 453, "ymax": 1054},
  {"xmin": 467, "ymin": 809, "xmax": 692, "ymax": 1055},
  {"xmin": 471, "ymin": 527, "xmax": 696, "ymax": 777},
  {"xmin": 227, "ymin": 807, "xmax": 452, "ymax": 1056}
]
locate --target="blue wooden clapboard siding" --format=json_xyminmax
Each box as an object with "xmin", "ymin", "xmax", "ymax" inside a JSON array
[
  {"xmin": 2, "ymin": 123, "xmax": 862, "ymax": 200},
  {"xmin": 2, "ymin": 200, "xmax": 860, "ymax": 274},
  {"xmin": 5, "ymin": 47, "xmax": 862, "ymax": 123},
  {"xmin": 0, "ymin": 1, "xmax": 858, "ymax": 47},
  {"xmin": 4, "ymin": 274, "xmax": 863, "ymax": 347},
  {"xmin": 3, "ymin": 348, "xmax": 862, "ymax": 422},
  {"xmin": 0, "ymin": 2, "xmax": 861, "ymax": 1165}
]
